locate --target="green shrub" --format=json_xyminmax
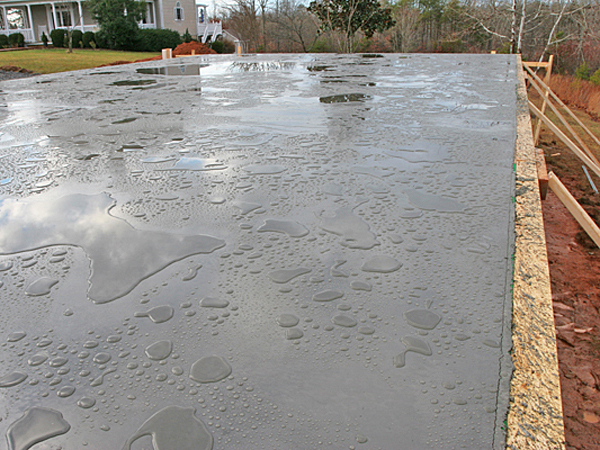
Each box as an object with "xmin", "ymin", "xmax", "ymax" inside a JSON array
[
  {"xmin": 211, "ymin": 40, "xmax": 224, "ymax": 54},
  {"xmin": 222, "ymin": 39, "xmax": 235, "ymax": 54},
  {"xmin": 41, "ymin": 32, "xmax": 48, "ymax": 47},
  {"xmin": 71, "ymin": 29, "xmax": 83, "ymax": 48},
  {"xmin": 94, "ymin": 32, "xmax": 107, "ymax": 49},
  {"xmin": 134, "ymin": 28, "xmax": 181, "ymax": 52},
  {"xmin": 183, "ymin": 28, "xmax": 192, "ymax": 43},
  {"xmin": 591, "ymin": 68, "xmax": 600, "ymax": 86},
  {"xmin": 0, "ymin": 34, "xmax": 8, "ymax": 48},
  {"xmin": 8, "ymin": 33, "xmax": 25, "ymax": 47},
  {"xmin": 438, "ymin": 39, "xmax": 464, "ymax": 53},
  {"xmin": 50, "ymin": 28, "xmax": 66, "ymax": 48},
  {"xmin": 576, "ymin": 62, "xmax": 591, "ymax": 80},
  {"xmin": 309, "ymin": 37, "xmax": 331, "ymax": 53},
  {"xmin": 82, "ymin": 31, "xmax": 95, "ymax": 48},
  {"xmin": 497, "ymin": 42, "xmax": 511, "ymax": 54}
]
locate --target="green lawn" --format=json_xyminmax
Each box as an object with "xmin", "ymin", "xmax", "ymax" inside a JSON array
[{"xmin": 0, "ymin": 48, "xmax": 159, "ymax": 74}]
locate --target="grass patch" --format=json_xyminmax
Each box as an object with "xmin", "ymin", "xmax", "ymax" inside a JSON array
[{"xmin": 0, "ymin": 48, "xmax": 159, "ymax": 74}]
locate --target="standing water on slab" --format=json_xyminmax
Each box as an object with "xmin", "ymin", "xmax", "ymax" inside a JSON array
[{"xmin": 0, "ymin": 54, "xmax": 518, "ymax": 450}]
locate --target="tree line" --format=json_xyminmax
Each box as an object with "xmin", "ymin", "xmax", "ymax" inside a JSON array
[{"xmin": 221, "ymin": 0, "xmax": 600, "ymax": 73}]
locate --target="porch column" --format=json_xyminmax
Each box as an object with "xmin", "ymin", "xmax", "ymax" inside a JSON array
[
  {"xmin": 156, "ymin": 0, "xmax": 163, "ymax": 29},
  {"xmin": 45, "ymin": 4, "xmax": 53, "ymax": 31},
  {"xmin": 1, "ymin": 6, "xmax": 8, "ymax": 31},
  {"xmin": 26, "ymin": 4, "xmax": 33, "ymax": 39},
  {"xmin": 51, "ymin": 2, "xmax": 58, "ymax": 29},
  {"xmin": 77, "ymin": 1, "xmax": 84, "ymax": 28},
  {"xmin": 151, "ymin": 1, "xmax": 156, "ymax": 27}
]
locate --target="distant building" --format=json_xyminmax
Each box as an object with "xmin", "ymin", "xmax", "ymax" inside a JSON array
[
  {"xmin": 0, "ymin": 0, "xmax": 197, "ymax": 43},
  {"xmin": 195, "ymin": 3, "xmax": 220, "ymax": 44}
]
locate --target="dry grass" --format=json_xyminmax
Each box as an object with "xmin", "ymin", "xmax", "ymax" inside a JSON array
[{"xmin": 550, "ymin": 74, "xmax": 600, "ymax": 119}]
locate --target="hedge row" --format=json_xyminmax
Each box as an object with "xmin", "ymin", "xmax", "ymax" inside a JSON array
[
  {"xmin": 49, "ymin": 29, "xmax": 97, "ymax": 48},
  {"xmin": 0, "ymin": 33, "xmax": 25, "ymax": 48},
  {"xmin": 0, "ymin": 28, "xmax": 228, "ymax": 53},
  {"xmin": 49, "ymin": 28, "xmax": 182, "ymax": 52}
]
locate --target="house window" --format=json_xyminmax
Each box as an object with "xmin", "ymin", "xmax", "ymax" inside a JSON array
[
  {"xmin": 7, "ymin": 8, "xmax": 27, "ymax": 29},
  {"xmin": 56, "ymin": 4, "xmax": 72, "ymax": 27},
  {"xmin": 0, "ymin": 9, "xmax": 5, "ymax": 29},
  {"xmin": 174, "ymin": 2, "xmax": 183, "ymax": 21},
  {"xmin": 141, "ymin": 2, "xmax": 154, "ymax": 24}
]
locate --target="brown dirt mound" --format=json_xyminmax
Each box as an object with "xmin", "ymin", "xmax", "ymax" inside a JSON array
[
  {"xmin": 172, "ymin": 41, "xmax": 216, "ymax": 56},
  {"xmin": 0, "ymin": 65, "xmax": 33, "ymax": 73}
]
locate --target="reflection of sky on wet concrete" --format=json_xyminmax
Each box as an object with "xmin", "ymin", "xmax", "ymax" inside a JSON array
[{"xmin": 0, "ymin": 193, "xmax": 224, "ymax": 303}]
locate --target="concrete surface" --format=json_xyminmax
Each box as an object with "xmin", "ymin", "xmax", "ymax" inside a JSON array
[{"xmin": 0, "ymin": 54, "xmax": 537, "ymax": 449}]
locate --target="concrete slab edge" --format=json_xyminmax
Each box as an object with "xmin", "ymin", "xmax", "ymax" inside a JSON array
[{"xmin": 506, "ymin": 55, "xmax": 566, "ymax": 450}]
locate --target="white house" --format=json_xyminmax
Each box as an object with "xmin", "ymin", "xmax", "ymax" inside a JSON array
[{"xmin": 0, "ymin": 0, "xmax": 199, "ymax": 43}]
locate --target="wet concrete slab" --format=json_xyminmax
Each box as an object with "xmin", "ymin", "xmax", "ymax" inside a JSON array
[{"xmin": 0, "ymin": 54, "xmax": 519, "ymax": 449}]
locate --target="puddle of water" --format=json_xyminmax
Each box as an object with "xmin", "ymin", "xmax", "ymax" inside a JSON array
[
  {"xmin": 319, "ymin": 206, "xmax": 379, "ymax": 250},
  {"xmin": 320, "ymin": 93, "xmax": 370, "ymax": 104},
  {"xmin": 112, "ymin": 79, "xmax": 156, "ymax": 86},
  {"xmin": 137, "ymin": 64, "xmax": 205, "ymax": 76},
  {"xmin": 189, "ymin": 355, "xmax": 232, "ymax": 383},
  {"xmin": 405, "ymin": 189, "xmax": 466, "ymax": 212},
  {"xmin": 307, "ymin": 65, "xmax": 334, "ymax": 72},
  {"xmin": 145, "ymin": 340, "xmax": 173, "ymax": 360},
  {"xmin": 394, "ymin": 336, "xmax": 433, "ymax": 368},
  {"xmin": 124, "ymin": 406, "xmax": 213, "ymax": 450},
  {"xmin": 163, "ymin": 157, "xmax": 227, "ymax": 171},
  {"xmin": 404, "ymin": 309, "xmax": 442, "ymax": 330},
  {"xmin": 134, "ymin": 305, "xmax": 174, "ymax": 323},
  {"xmin": 0, "ymin": 193, "xmax": 225, "ymax": 303},
  {"xmin": 268, "ymin": 267, "xmax": 311, "ymax": 283},
  {"xmin": 7, "ymin": 408, "xmax": 71, "ymax": 450},
  {"xmin": 257, "ymin": 219, "xmax": 309, "ymax": 237}
]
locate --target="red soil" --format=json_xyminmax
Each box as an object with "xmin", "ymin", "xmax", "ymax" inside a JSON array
[
  {"xmin": 538, "ymin": 115, "xmax": 600, "ymax": 449},
  {"xmin": 171, "ymin": 41, "xmax": 216, "ymax": 56}
]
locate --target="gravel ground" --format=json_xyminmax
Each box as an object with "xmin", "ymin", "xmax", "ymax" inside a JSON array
[{"xmin": 0, "ymin": 70, "xmax": 38, "ymax": 82}]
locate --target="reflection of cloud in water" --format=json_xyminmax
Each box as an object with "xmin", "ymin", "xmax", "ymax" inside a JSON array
[{"xmin": 0, "ymin": 193, "xmax": 225, "ymax": 303}]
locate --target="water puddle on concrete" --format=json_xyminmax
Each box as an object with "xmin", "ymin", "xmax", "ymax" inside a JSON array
[
  {"xmin": 0, "ymin": 54, "xmax": 517, "ymax": 450},
  {"xmin": 137, "ymin": 64, "xmax": 205, "ymax": 76}
]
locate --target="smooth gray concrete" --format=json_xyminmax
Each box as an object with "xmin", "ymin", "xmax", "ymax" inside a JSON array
[{"xmin": 0, "ymin": 54, "xmax": 518, "ymax": 449}]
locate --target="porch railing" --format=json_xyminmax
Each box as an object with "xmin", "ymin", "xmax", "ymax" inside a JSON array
[{"xmin": 0, "ymin": 28, "xmax": 34, "ymax": 42}]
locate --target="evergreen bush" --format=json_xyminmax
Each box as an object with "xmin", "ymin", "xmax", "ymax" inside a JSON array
[
  {"xmin": 0, "ymin": 35, "xmax": 8, "ymax": 48},
  {"xmin": 211, "ymin": 40, "xmax": 224, "ymax": 54},
  {"xmin": 576, "ymin": 62, "xmax": 591, "ymax": 80},
  {"xmin": 591, "ymin": 68, "xmax": 600, "ymax": 86},
  {"xmin": 222, "ymin": 40, "xmax": 235, "ymax": 53},
  {"xmin": 71, "ymin": 29, "xmax": 84, "ymax": 48},
  {"xmin": 8, "ymin": 33, "xmax": 25, "ymax": 47},
  {"xmin": 135, "ymin": 28, "xmax": 181, "ymax": 52},
  {"xmin": 50, "ymin": 28, "xmax": 66, "ymax": 48},
  {"xmin": 82, "ymin": 31, "xmax": 96, "ymax": 48}
]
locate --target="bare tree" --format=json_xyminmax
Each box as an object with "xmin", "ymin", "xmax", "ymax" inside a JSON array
[
  {"xmin": 389, "ymin": 0, "xmax": 420, "ymax": 52},
  {"xmin": 271, "ymin": 0, "xmax": 319, "ymax": 51},
  {"xmin": 258, "ymin": 0, "xmax": 269, "ymax": 50},
  {"xmin": 224, "ymin": 0, "xmax": 260, "ymax": 51}
]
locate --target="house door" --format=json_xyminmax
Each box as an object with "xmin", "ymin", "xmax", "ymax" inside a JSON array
[{"xmin": 38, "ymin": 25, "xmax": 47, "ymax": 42}]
